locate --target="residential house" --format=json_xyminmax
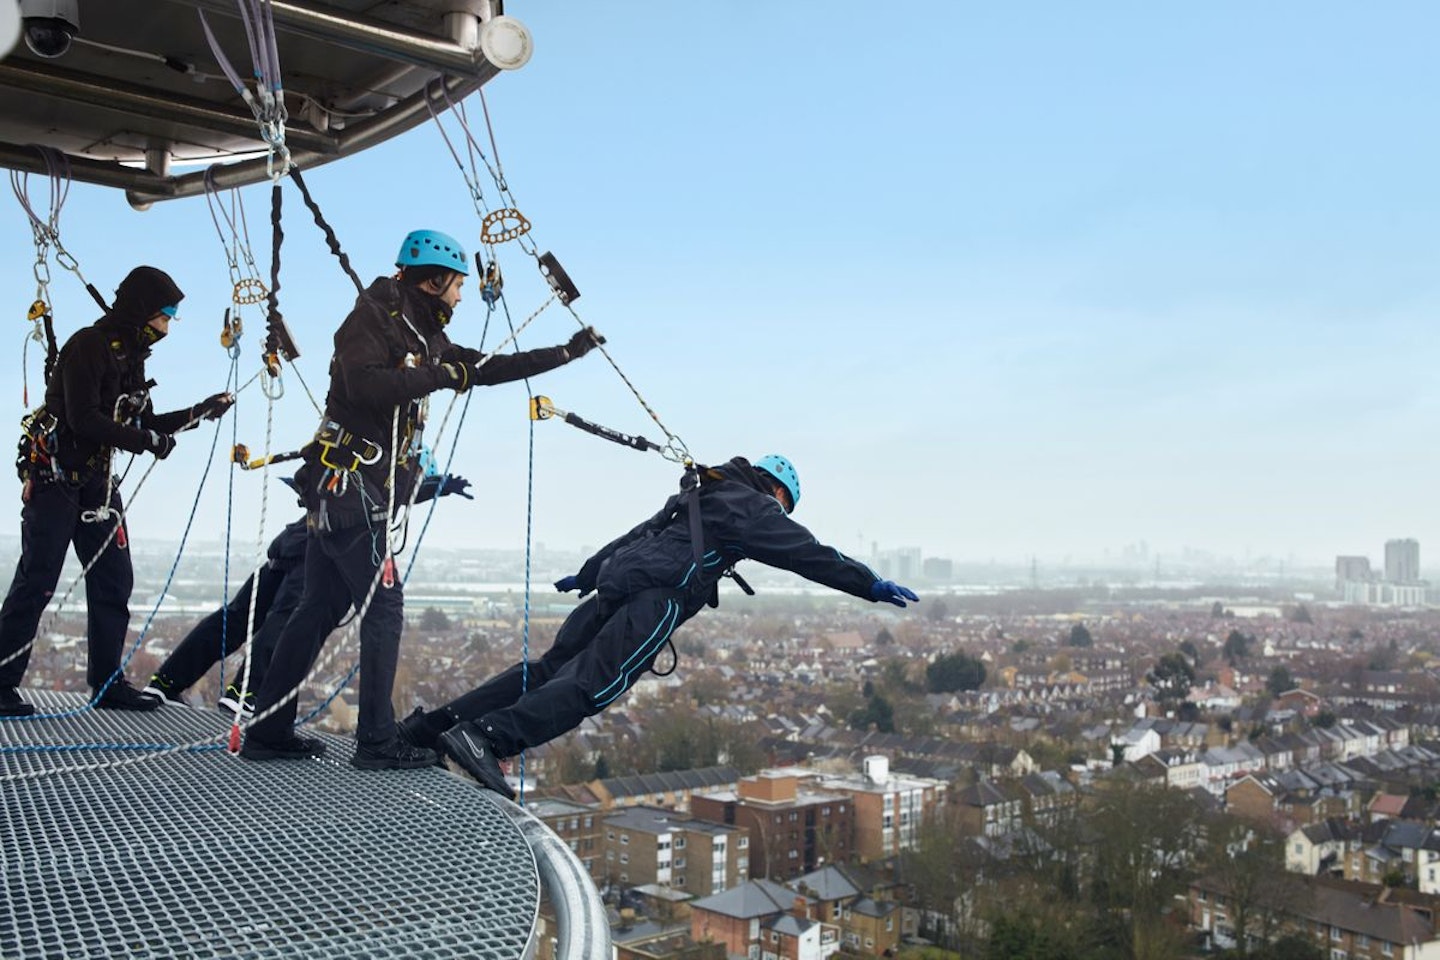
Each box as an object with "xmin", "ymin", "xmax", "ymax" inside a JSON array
[
  {"xmin": 1188, "ymin": 874, "xmax": 1440, "ymax": 958},
  {"xmin": 1285, "ymin": 819, "xmax": 1355, "ymax": 876},
  {"xmin": 591, "ymin": 767, "xmax": 741, "ymax": 814},
  {"xmin": 602, "ymin": 805, "xmax": 749, "ymax": 898},
  {"xmin": 689, "ymin": 881, "xmax": 841, "ymax": 960},
  {"xmin": 529, "ymin": 797, "xmax": 604, "ymax": 883},
  {"xmin": 953, "ymin": 781, "xmax": 1023, "ymax": 838}
]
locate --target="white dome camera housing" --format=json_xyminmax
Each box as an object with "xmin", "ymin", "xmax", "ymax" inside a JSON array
[{"xmin": 21, "ymin": 0, "xmax": 78, "ymax": 59}]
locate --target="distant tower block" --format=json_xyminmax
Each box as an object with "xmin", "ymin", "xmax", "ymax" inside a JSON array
[
  {"xmin": 1335, "ymin": 555, "xmax": 1371, "ymax": 591},
  {"xmin": 1385, "ymin": 539, "xmax": 1420, "ymax": 583}
]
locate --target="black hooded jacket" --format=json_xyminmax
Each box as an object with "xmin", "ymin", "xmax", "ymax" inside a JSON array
[
  {"xmin": 574, "ymin": 456, "xmax": 881, "ymax": 614},
  {"xmin": 300, "ymin": 276, "xmax": 574, "ymax": 527},
  {"xmin": 43, "ymin": 266, "xmax": 192, "ymax": 475}
]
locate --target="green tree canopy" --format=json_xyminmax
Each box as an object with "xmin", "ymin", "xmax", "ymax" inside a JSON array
[
  {"xmin": 1266, "ymin": 666, "xmax": 1295, "ymax": 698},
  {"xmin": 1067, "ymin": 622, "xmax": 1094, "ymax": 647},
  {"xmin": 1223, "ymin": 629, "xmax": 1252, "ymax": 665},
  {"xmin": 1147, "ymin": 652, "xmax": 1195, "ymax": 706},
  {"xmin": 927, "ymin": 652, "xmax": 986, "ymax": 693},
  {"xmin": 849, "ymin": 694, "xmax": 895, "ymax": 733}
]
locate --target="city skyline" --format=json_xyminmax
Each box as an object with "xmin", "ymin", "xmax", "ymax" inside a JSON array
[{"xmin": 1, "ymin": 3, "xmax": 1437, "ymax": 565}]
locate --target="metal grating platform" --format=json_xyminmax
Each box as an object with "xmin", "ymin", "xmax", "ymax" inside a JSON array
[{"xmin": 0, "ymin": 692, "xmax": 539, "ymax": 959}]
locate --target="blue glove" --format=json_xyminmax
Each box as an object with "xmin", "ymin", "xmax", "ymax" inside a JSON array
[
  {"xmin": 870, "ymin": 580, "xmax": 918, "ymax": 607},
  {"xmin": 555, "ymin": 575, "xmax": 582, "ymax": 593},
  {"xmin": 438, "ymin": 475, "xmax": 473, "ymax": 499}
]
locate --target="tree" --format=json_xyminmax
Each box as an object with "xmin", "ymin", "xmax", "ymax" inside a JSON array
[
  {"xmin": 883, "ymin": 657, "xmax": 920, "ymax": 694},
  {"xmin": 927, "ymin": 652, "xmax": 986, "ymax": 693},
  {"xmin": 592, "ymin": 754, "xmax": 611, "ymax": 780},
  {"xmin": 418, "ymin": 607, "xmax": 452, "ymax": 632},
  {"xmin": 1286, "ymin": 604, "xmax": 1313, "ymax": 625},
  {"xmin": 1179, "ymin": 638, "xmax": 1201, "ymax": 665},
  {"xmin": 1223, "ymin": 629, "xmax": 1252, "ymax": 665},
  {"xmin": 1088, "ymin": 783, "xmax": 1205, "ymax": 940},
  {"xmin": 849, "ymin": 694, "xmax": 895, "ymax": 733},
  {"xmin": 1067, "ymin": 622, "xmax": 1093, "ymax": 648},
  {"xmin": 875, "ymin": 627, "xmax": 895, "ymax": 647},
  {"xmin": 1211, "ymin": 601, "xmax": 1226, "ymax": 618},
  {"xmin": 1147, "ymin": 653, "xmax": 1195, "ymax": 708},
  {"xmin": 1266, "ymin": 666, "xmax": 1295, "ymax": 699},
  {"xmin": 1313, "ymin": 710, "xmax": 1336, "ymax": 729},
  {"xmin": 1203, "ymin": 817, "xmax": 1312, "ymax": 957},
  {"xmin": 927, "ymin": 598, "xmax": 951, "ymax": 622}
]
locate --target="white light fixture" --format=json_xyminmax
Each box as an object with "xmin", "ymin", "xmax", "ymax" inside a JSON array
[
  {"xmin": 0, "ymin": 1, "xmax": 21, "ymax": 61},
  {"xmin": 478, "ymin": 15, "xmax": 533, "ymax": 71}
]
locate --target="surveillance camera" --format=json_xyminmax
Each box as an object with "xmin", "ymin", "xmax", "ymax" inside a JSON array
[{"xmin": 21, "ymin": 0, "xmax": 78, "ymax": 60}]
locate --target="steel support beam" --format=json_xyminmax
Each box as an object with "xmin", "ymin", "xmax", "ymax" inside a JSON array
[
  {"xmin": 0, "ymin": 59, "xmax": 339, "ymax": 155},
  {"xmin": 121, "ymin": 73, "xmax": 487, "ymax": 206},
  {"xmin": 163, "ymin": 0, "xmax": 492, "ymax": 77}
]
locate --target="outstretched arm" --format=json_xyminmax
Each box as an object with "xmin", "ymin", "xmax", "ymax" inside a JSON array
[
  {"xmin": 447, "ymin": 327, "xmax": 604, "ymax": 386},
  {"xmin": 735, "ymin": 497, "xmax": 887, "ymax": 600}
]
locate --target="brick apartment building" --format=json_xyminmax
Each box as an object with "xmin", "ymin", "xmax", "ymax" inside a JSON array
[{"xmin": 692, "ymin": 772, "xmax": 854, "ymax": 881}]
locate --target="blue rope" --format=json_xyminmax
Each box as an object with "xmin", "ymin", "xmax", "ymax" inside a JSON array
[
  {"xmin": 26, "ymin": 397, "xmax": 230, "ymax": 721},
  {"xmin": 218, "ymin": 353, "xmax": 242, "ymax": 693},
  {"xmin": 299, "ymin": 304, "xmax": 495, "ymax": 727},
  {"xmin": 519, "ymin": 395, "xmax": 534, "ymax": 803}
]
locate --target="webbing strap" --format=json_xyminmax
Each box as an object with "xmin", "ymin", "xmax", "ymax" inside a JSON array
[{"xmin": 685, "ymin": 485, "xmax": 704, "ymax": 568}]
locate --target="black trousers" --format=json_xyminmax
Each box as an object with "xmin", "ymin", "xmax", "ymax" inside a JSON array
[
  {"xmin": 0, "ymin": 475, "xmax": 132, "ymax": 689},
  {"xmin": 247, "ymin": 524, "xmax": 402, "ymax": 745},
  {"xmin": 155, "ymin": 559, "xmax": 304, "ymax": 693},
  {"xmin": 443, "ymin": 588, "xmax": 690, "ymax": 758}
]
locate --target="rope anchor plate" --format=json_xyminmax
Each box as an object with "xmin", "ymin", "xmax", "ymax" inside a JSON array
[
  {"xmin": 480, "ymin": 207, "xmax": 531, "ymax": 245},
  {"xmin": 232, "ymin": 278, "xmax": 269, "ymax": 305}
]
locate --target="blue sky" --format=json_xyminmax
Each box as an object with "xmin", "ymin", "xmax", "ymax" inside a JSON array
[{"xmin": 0, "ymin": 2, "xmax": 1436, "ymax": 572}]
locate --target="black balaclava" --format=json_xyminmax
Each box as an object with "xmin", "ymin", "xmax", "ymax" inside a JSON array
[
  {"xmin": 398, "ymin": 266, "xmax": 456, "ymax": 329},
  {"xmin": 108, "ymin": 266, "xmax": 184, "ymax": 343}
]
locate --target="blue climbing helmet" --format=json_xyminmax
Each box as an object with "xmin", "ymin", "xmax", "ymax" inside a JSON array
[
  {"xmin": 395, "ymin": 229, "xmax": 469, "ymax": 276},
  {"xmin": 755, "ymin": 454, "xmax": 800, "ymax": 512}
]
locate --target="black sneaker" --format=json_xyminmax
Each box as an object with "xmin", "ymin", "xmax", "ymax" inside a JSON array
[
  {"xmin": 143, "ymin": 673, "xmax": 188, "ymax": 706},
  {"xmin": 95, "ymin": 679, "xmax": 161, "ymax": 712},
  {"xmin": 397, "ymin": 707, "xmax": 440, "ymax": 750},
  {"xmin": 217, "ymin": 684, "xmax": 255, "ymax": 717},
  {"xmin": 0, "ymin": 686, "xmax": 34, "ymax": 717},
  {"xmin": 240, "ymin": 734, "xmax": 327, "ymax": 761},
  {"xmin": 351, "ymin": 737, "xmax": 439, "ymax": 771},
  {"xmin": 439, "ymin": 721, "xmax": 516, "ymax": 800}
]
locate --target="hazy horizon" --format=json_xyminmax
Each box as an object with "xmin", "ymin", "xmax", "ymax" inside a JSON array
[{"xmin": 1, "ymin": 3, "xmax": 1436, "ymax": 567}]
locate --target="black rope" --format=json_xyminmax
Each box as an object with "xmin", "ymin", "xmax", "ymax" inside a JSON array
[
  {"xmin": 263, "ymin": 183, "xmax": 285, "ymax": 357},
  {"xmin": 41, "ymin": 310, "xmax": 57, "ymax": 386},
  {"xmin": 288, "ymin": 166, "xmax": 363, "ymax": 296}
]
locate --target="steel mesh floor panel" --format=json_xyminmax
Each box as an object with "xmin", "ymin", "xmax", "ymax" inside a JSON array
[{"xmin": 0, "ymin": 691, "xmax": 538, "ymax": 959}]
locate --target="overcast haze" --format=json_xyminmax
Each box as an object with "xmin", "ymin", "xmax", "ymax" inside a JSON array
[{"xmin": 0, "ymin": 2, "xmax": 1435, "ymax": 572}]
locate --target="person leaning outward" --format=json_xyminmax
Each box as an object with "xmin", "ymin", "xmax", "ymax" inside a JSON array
[
  {"xmin": 242, "ymin": 229, "xmax": 603, "ymax": 770},
  {"xmin": 398, "ymin": 454, "xmax": 919, "ymax": 799},
  {"xmin": 0, "ymin": 266, "xmax": 233, "ymax": 716},
  {"xmin": 145, "ymin": 471, "xmax": 473, "ymax": 714}
]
